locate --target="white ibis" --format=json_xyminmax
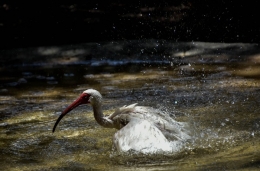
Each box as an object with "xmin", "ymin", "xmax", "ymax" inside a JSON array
[{"xmin": 53, "ymin": 89, "xmax": 190, "ymax": 154}]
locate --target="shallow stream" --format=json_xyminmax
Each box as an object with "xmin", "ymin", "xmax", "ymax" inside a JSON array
[{"xmin": 1, "ymin": 40, "xmax": 260, "ymax": 170}]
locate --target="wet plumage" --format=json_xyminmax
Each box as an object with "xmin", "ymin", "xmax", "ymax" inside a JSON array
[{"xmin": 53, "ymin": 89, "xmax": 190, "ymax": 154}]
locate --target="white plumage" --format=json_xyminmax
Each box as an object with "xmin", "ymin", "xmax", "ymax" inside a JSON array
[{"xmin": 53, "ymin": 89, "xmax": 190, "ymax": 154}]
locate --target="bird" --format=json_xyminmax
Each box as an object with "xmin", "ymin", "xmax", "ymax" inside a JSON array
[{"xmin": 52, "ymin": 89, "xmax": 190, "ymax": 154}]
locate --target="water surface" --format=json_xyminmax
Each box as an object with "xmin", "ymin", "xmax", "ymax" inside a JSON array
[{"xmin": 0, "ymin": 40, "xmax": 260, "ymax": 170}]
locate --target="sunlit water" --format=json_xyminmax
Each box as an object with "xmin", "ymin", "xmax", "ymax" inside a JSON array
[{"xmin": 1, "ymin": 41, "xmax": 260, "ymax": 170}]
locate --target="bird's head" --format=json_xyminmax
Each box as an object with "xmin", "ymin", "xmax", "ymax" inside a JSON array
[
  {"xmin": 83, "ymin": 89, "xmax": 102, "ymax": 106},
  {"xmin": 52, "ymin": 89, "xmax": 102, "ymax": 133}
]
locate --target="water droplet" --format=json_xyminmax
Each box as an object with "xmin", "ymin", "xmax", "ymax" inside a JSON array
[
  {"xmin": 22, "ymin": 72, "xmax": 32, "ymax": 76},
  {"xmin": 7, "ymin": 82, "xmax": 18, "ymax": 87},
  {"xmin": 0, "ymin": 89, "xmax": 8, "ymax": 92},
  {"xmin": 64, "ymin": 73, "xmax": 74, "ymax": 77},
  {"xmin": 46, "ymin": 76, "xmax": 55, "ymax": 80},
  {"xmin": 0, "ymin": 123, "xmax": 8, "ymax": 127},
  {"xmin": 18, "ymin": 78, "xmax": 27, "ymax": 84},
  {"xmin": 47, "ymin": 81, "xmax": 58, "ymax": 85},
  {"xmin": 36, "ymin": 75, "xmax": 46, "ymax": 80}
]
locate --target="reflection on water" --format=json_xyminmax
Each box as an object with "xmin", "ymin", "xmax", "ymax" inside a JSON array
[{"xmin": 0, "ymin": 41, "xmax": 260, "ymax": 170}]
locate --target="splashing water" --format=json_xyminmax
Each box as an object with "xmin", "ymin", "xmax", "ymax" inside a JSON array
[{"xmin": 1, "ymin": 41, "xmax": 260, "ymax": 170}]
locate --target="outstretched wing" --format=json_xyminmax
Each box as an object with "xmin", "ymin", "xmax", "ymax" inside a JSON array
[
  {"xmin": 105, "ymin": 103, "xmax": 138, "ymax": 129},
  {"xmin": 108, "ymin": 104, "xmax": 191, "ymax": 141},
  {"xmin": 108, "ymin": 103, "xmax": 138, "ymax": 120},
  {"xmin": 126, "ymin": 106, "xmax": 191, "ymax": 141}
]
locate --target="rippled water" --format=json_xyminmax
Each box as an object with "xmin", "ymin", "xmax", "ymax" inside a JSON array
[{"xmin": 1, "ymin": 41, "xmax": 260, "ymax": 170}]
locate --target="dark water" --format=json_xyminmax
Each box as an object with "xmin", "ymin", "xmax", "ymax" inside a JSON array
[{"xmin": 0, "ymin": 40, "xmax": 260, "ymax": 170}]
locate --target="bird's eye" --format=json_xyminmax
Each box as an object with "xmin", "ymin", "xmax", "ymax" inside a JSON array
[{"xmin": 81, "ymin": 93, "xmax": 89, "ymax": 99}]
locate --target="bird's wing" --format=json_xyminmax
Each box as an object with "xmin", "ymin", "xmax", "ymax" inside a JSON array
[
  {"xmin": 131, "ymin": 106, "xmax": 191, "ymax": 141},
  {"xmin": 107, "ymin": 103, "xmax": 138, "ymax": 119},
  {"xmin": 113, "ymin": 117, "xmax": 172, "ymax": 153},
  {"xmin": 108, "ymin": 105, "xmax": 191, "ymax": 140}
]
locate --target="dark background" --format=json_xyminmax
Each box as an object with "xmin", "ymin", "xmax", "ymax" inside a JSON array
[{"xmin": 0, "ymin": 1, "xmax": 259, "ymax": 49}]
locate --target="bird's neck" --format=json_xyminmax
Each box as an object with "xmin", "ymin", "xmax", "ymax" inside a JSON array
[{"xmin": 92, "ymin": 103, "xmax": 114, "ymax": 128}]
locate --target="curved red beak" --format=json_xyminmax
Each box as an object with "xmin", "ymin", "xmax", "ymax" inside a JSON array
[{"xmin": 52, "ymin": 93, "xmax": 90, "ymax": 133}]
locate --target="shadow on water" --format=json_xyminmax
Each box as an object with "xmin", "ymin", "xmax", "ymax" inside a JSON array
[{"xmin": 0, "ymin": 40, "xmax": 260, "ymax": 170}]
